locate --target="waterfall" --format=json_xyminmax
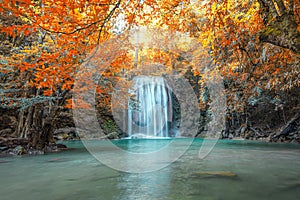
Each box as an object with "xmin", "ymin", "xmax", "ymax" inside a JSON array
[{"xmin": 127, "ymin": 76, "xmax": 174, "ymax": 138}]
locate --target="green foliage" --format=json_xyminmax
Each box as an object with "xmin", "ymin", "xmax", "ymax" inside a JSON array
[{"xmin": 102, "ymin": 119, "xmax": 118, "ymax": 133}]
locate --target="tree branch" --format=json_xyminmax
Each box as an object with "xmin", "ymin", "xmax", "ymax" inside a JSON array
[
  {"xmin": 274, "ymin": 0, "xmax": 287, "ymax": 15},
  {"xmin": 258, "ymin": 0, "xmax": 300, "ymax": 53},
  {"xmin": 96, "ymin": 0, "xmax": 121, "ymax": 44},
  {"xmin": 259, "ymin": 12, "xmax": 300, "ymax": 54},
  {"xmin": 261, "ymin": 0, "xmax": 279, "ymax": 17},
  {"xmin": 37, "ymin": 18, "xmax": 106, "ymax": 35}
]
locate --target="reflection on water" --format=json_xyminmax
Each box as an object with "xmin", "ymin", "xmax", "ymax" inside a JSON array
[
  {"xmin": 85, "ymin": 138, "xmax": 193, "ymax": 173},
  {"xmin": 112, "ymin": 138, "xmax": 173, "ymax": 153},
  {"xmin": 0, "ymin": 139, "xmax": 300, "ymax": 200}
]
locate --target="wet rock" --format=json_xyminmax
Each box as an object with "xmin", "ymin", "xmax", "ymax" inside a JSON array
[
  {"xmin": 54, "ymin": 135, "xmax": 64, "ymax": 140},
  {"xmin": 193, "ymin": 171, "xmax": 238, "ymax": 178},
  {"xmin": 0, "ymin": 146, "xmax": 9, "ymax": 151},
  {"xmin": 12, "ymin": 145, "xmax": 27, "ymax": 155},
  {"xmin": 44, "ymin": 145, "xmax": 57, "ymax": 153},
  {"xmin": 244, "ymin": 130, "xmax": 255, "ymax": 139},
  {"xmin": 0, "ymin": 137, "xmax": 28, "ymax": 148},
  {"xmin": 44, "ymin": 143, "xmax": 68, "ymax": 153},
  {"xmin": 28, "ymin": 149, "xmax": 44, "ymax": 155},
  {"xmin": 291, "ymin": 139, "xmax": 300, "ymax": 144},
  {"xmin": 54, "ymin": 127, "xmax": 79, "ymax": 140},
  {"xmin": 107, "ymin": 132, "xmax": 119, "ymax": 140},
  {"xmin": 56, "ymin": 143, "xmax": 67, "ymax": 149}
]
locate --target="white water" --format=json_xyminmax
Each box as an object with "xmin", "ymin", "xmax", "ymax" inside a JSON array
[{"xmin": 127, "ymin": 76, "xmax": 173, "ymax": 138}]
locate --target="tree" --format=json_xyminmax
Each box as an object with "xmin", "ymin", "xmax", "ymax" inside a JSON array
[{"xmin": 0, "ymin": 0, "xmax": 124, "ymax": 149}]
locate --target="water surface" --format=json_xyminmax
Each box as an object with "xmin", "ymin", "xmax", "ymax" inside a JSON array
[{"xmin": 0, "ymin": 139, "xmax": 299, "ymax": 200}]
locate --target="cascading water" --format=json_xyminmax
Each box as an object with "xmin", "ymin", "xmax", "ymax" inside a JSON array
[{"xmin": 127, "ymin": 76, "xmax": 174, "ymax": 138}]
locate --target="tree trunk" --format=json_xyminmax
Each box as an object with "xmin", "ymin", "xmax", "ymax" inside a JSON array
[
  {"xmin": 13, "ymin": 104, "xmax": 56, "ymax": 150},
  {"xmin": 27, "ymin": 105, "xmax": 56, "ymax": 150},
  {"xmin": 258, "ymin": 0, "xmax": 300, "ymax": 53},
  {"xmin": 259, "ymin": 12, "xmax": 300, "ymax": 53},
  {"xmin": 15, "ymin": 110, "xmax": 25, "ymax": 137},
  {"xmin": 13, "ymin": 90, "xmax": 69, "ymax": 150}
]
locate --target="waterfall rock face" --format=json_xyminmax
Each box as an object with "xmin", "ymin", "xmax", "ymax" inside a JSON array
[{"xmin": 127, "ymin": 76, "xmax": 175, "ymax": 138}]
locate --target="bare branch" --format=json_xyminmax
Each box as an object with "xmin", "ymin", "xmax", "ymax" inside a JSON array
[
  {"xmin": 38, "ymin": 18, "xmax": 106, "ymax": 35},
  {"xmin": 96, "ymin": 0, "xmax": 121, "ymax": 44}
]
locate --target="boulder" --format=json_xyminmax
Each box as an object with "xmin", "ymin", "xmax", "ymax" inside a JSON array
[{"xmin": 12, "ymin": 145, "xmax": 27, "ymax": 155}]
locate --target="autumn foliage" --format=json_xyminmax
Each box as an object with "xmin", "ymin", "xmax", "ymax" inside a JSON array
[{"xmin": 0, "ymin": 0, "xmax": 299, "ymax": 146}]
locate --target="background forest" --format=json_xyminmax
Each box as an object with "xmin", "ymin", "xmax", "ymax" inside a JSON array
[{"xmin": 0, "ymin": 0, "xmax": 299, "ymax": 155}]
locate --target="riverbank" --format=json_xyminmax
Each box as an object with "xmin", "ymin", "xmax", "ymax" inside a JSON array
[
  {"xmin": 0, "ymin": 142, "xmax": 68, "ymax": 157},
  {"xmin": 1, "ymin": 132, "xmax": 299, "ymax": 157}
]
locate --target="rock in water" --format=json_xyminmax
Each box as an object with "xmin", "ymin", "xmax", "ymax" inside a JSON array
[
  {"xmin": 27, "ymin": 149, "xmax": 44, "ymax": 155},
  {"xmin": 12, "ymin": 145, "xmax": 27, "ymax": 155},
  {"xmin": 56, "ymin": 143, "xmax": 67, "ymax": 149},
  {"xmin": 194, "ymin": 171, "xmax": 237, "ymax": 177}
]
